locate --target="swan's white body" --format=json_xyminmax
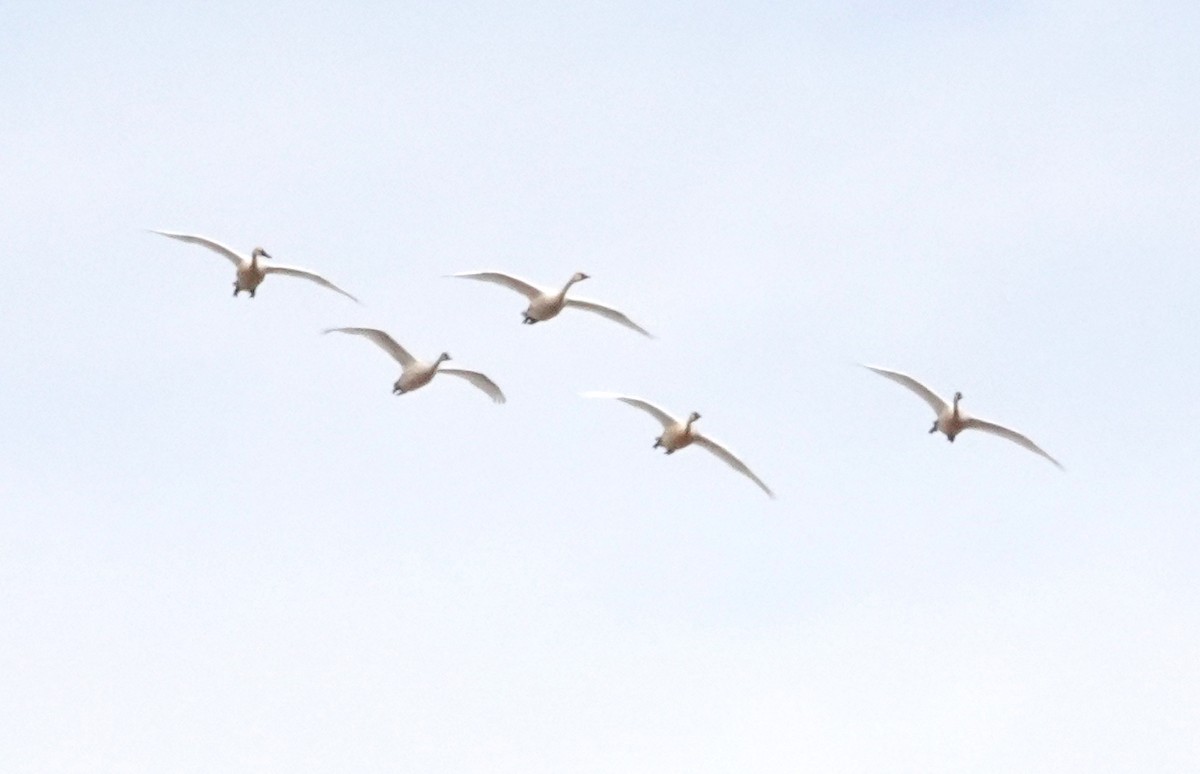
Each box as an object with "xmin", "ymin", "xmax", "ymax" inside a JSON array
[
  {"xmin": 152, "ymin": 230, "xmax": 359, "ymax": 302},
  {"xmin": 582, "ymin": 391, "xmax": 774, "ymax": 498},
  {"xmin": 452, "ymin": 270, "xmax": 652, "ymax": 337},
  {"xmin": 326, "ymin": 327, "xmax": 505, "ymax": 403},
  {"xmin": 863, "ymin": 365, "xmax": 1063, "ymax": 469}
]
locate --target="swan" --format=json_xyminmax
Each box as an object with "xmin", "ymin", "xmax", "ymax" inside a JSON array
[
  {"xmin": 152, "ymin": 230, "xmax": 359, "ymax": 302},
  {"xmin": 325, "ymin": 327, "xmax": 505, "ymax": 403},
  {"xmin": 862, "ymin": 365, "xmax": 1062, "ymax": 469},
  {"xmin": 582, "ymin": 391, "xmax": 774, "ymax": 498},
  {"xmin": 451, "ymin": 270, "xmax": 652, "ymax": 337}
]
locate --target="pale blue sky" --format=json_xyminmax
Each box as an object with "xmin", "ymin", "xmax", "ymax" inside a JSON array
[{"xmin": 2, "ymin": 2, "xmax": 1198, "ymax": 772}]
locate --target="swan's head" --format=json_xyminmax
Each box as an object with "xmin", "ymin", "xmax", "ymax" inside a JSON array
[
  {"xmin": 953, "ymin": 391, "xmax": 963, "ymax": 402},
  {"xmin": 688, "ymin": 411, "xmax": 701, "ymax": 423},
  {"xmin": 251, "ymin": 247, "xmax": 271, "ymax": 260},
  {"xmin": 437, "ymin": 352, "xmax": 452, "ymax": 363},
  {"xmin": 571, "ymin": 272, "xmax": 590, "ymax": 283}
]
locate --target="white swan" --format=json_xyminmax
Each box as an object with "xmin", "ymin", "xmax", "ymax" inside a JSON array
[
  {"xmin": 582, "ymin": 391, "xmax": 773, "ymax": 498},
  {"xmin": 863, "ymin": 365, "xmax": 1062, "ymax": 469},
  {"xmin": 326, "ymin": 327, "xmax": 505, "ymax": 403},
  {"xmin": 451, "ymin": 270, "xmax": 652, "ymax": 337},
  {"xmin": 152, "ymin": 230, "xmax": 359, "ymax": 302}
]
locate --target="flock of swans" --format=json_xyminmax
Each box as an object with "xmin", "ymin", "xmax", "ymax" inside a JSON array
[{"xmin": 153, "ymin": 229, "xmax": 1063, "ymax": 499}]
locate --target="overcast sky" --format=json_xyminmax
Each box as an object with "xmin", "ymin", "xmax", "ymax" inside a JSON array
[{"xmin": 2, "ymin": 2, "xmax": 1198, "ymax": 772}]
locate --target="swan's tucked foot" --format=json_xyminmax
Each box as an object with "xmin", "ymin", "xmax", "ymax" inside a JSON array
[
  {"xmin": 928, "ymin": 422, "xmax": 939, "ymax": 434},
  {"xmin": 249, "ymin": 289, "xmax": 256, "ymax": 298},
  {"xmin": 948, "ymin": 435, "xmax": 955, "ymax": 443},
  {"xmin": 665, "ymin": 448, "xmax": 676, "ymax": 455},
  {"xmin": 653, "ymin": 437, "xmax": 662, "ymax": 449},
  {"xmin": 232, "ymin": 284, "xmax": 240, "ymax": 297}
]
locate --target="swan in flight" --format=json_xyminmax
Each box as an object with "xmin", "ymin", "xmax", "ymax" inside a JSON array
[
  {"xmin": 451, "ymin": 270, "xmax": 652, "ymax": 337},
  {"xmin": 152, "ymin": 230, "xmax": 359, "ymax": 302},
  {"xmin": 582, "ymin": 392, "xmax": 773, "ymax": 498},
  {"xmin": 862, "ymin": 365, "xmax": 1062, "ymax": 469},
  {"xmin": 325, "ymin": 327, "xmax": 505, "ymax": 403}
]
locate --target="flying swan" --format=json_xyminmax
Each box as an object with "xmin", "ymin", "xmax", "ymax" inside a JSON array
[
  {"xmin": 862, "ymin": 364, "xmax": 1062, "ymax": 469},
  {"xmin": 325, "ymin": 327, "xmax": 505, "ymax": 403},
  {"xmin": 152, "ymin": 230, "xmax": 359, "ymax": 302},
  {"xmin": 582, "ymin": 391, "xmax": 773, "ymax": 497},
  {"xmin": 451, "ymin": 270, "xmax": 652, "ymax": 337}
]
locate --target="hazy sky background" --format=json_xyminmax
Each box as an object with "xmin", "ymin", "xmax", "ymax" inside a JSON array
[{"xmin": 2, "ymin": 2, "xmax": 1198, "ymax": 771}]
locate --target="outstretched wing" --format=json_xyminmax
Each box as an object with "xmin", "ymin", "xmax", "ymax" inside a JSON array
[
  {"xmin": 450, "ymin": 271, "xmax": 543, "ymax": 300},
  {"xmin": 151, "ymin": 229, "xmax": 245, "ymax": 266},
  {"xmin": 862, "ymin": 364, "xmax": 949, "ymax": 416},
  {"xmin": 440, "ymin": 368, "xmax": 506, "ymax": 404},
  {"xmin": 324, "ymin": 327, "xmax": 415, "ymax": 366},
  {"xmin": 964, "ymin": 417, "xmax": 1064, "ymax": 470},
  {"xmin": 264, "ymin": 264, "xmax": 360, "ymax": 303},
  {"xmin": 692, "ymin": 433, "xmax": 775, "ymax": 498},
  {"xmin": 580, "ymin": 391, "xmax": 678, "ymax": 430},
  {"xmin": 564, "ymin": 298, "xmax": 653, "ymax": 337}
]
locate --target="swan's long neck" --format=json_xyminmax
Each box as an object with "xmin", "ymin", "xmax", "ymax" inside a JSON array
[
  {"xmin": 433, "ymin": 354, "xmax": 449, "ymax": 370},
  {"xmin": 684, "ymin": 415, "xmax": 698, "ymax": 433},
  {"xmin": 952, "ymin": 394, "xmax": 961, "ymax": 418},
  {"xmin": 559, "ymin": 275, "xmax": 582, "ymax": 298}
]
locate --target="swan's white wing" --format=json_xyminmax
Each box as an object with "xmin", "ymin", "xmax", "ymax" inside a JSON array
[
  {"xmin": 862, "ymin": 364, "xmax": 949, "ymax": 415},
  {"xmin": 440, "ymin": 368, "xmax": 506, "ymax": 404},
  {"xmin": 263, "ymin": 264, "xmax": 360, "ymax": 303},
  {"xmin": 580, "ymin": 391, "xmax": 678, "ymax": 430},
  {"xmin": 963, "ymin": 418, "xmax": 1064, "ymax": 470},
  {"xmin": 324, "ymin": 327, "xmax": 415, "ymax": 366},
  {"xmin": 692, "ymin": 433, "xmax": 775, "ymax": 498},
  {"xmin": 564, "ymin": 298, "xmax": 653, "ymax": 337},
  {"xmin": 151, "ymin": 229, "xmax": 245, "ymax": 266},
  {"xmin": 451, "ymin": 271, "xmax": 543, "ymax": 300}
]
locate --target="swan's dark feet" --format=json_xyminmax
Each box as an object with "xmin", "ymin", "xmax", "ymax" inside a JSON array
[
  {"xmin": 250, "ymin": 289, "xmax": 256, "ymax": 298},
  {"xmin": 928, "ymin": 422, "xmax": 938, "ymax": 434},
  {"xmin": 232, "ymin": 284, "xmax": 240, "ymax": 297},
  {"xmin": 653, "ymin": 437, "xmax": 662, "ymax": 449},
  {"xmin": 665, "ymin": 449, "xmax": 675, "ymax": 455}
]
